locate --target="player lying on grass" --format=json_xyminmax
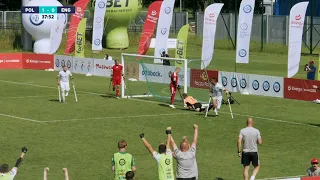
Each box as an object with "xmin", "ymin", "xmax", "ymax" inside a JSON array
[
  {"xmin": 210, "ymin": 78, "xmax": 229, "ymax": 116},
  {"xmin": 169, "ymin": 67, "xmax": 181, "ymax": 109},
  {"xmin": 0, "ymin": 146, "xmax": 27, "ymax": 180},
  {"xmin": 57, "ymin": 66, "xmax": 72, "ymax": 103},
  {"xmin": 140, "ymin": 127, "xmax": 175, "ymax": 180},
  {"xmin": 111, "ymin": 60, "xmax": 124, "ymax": 99},
  {"xmin": 182, "ymin": 93, "xmax": 206, "ymax": 112},
  {"xmin": 43, "ymin": 168, "xmax": 69, "ymax": 180}
]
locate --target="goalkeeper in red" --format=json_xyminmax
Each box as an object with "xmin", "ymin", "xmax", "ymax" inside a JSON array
[
  {"xmin": 169, "ymin": 67, "xmax": 181, "ymax": 108},
  {"xmin": 111, "ymin": 60, "xmax": 123, "ymax": 99}
]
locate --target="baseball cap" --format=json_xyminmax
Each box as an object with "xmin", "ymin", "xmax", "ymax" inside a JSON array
[{"xmin": 311, "ymin": 158, "xmax": 319, "ymax": 164}]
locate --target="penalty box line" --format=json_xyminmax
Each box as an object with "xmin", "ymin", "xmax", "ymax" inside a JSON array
[{"xmin": 0, "ymin": 79, "xmax": 317, "ymax": 127}]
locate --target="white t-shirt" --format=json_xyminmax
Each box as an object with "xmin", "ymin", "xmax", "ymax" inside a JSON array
[
  {"xmin": 59, "ymin": 70, "xmax": 72, "ymax": 83},
  {"xmin": 174, "ymin": 144, "xmax": 198, "ymax": 179},
  {"xmin": 212, "ymin": 82, "xmax": 224, "ymax": 97},
  {"xmin": 153, "ymin": 149, "xmax": 172, "ymax": 164}
]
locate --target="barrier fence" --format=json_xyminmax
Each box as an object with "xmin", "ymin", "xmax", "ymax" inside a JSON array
[{"xmin": 0, "ymin": 52, "xmax": 319, "ymax": 102}]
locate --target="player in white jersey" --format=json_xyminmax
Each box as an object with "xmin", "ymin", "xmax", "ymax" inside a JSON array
[
  {"xmin": 57, "ymin": 66, "xmax": 72, "ymax": 103},
  {"xmin": 210, "ymin": 78, "xmax": 228, "ymax": 116}
]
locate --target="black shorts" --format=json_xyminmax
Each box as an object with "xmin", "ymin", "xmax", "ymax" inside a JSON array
[
  {"xmin": 193, "ymin": 103, "xmax": 202, "ymax": 109},
  {"xmin": 241, "ymin": 152, "xmax": 259, "ymax": 166},
  {"xmin": 177, "ymin": 178, "xmax": 196, "ymax": 180}
]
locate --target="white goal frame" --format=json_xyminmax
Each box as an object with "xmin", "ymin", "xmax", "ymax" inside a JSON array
[{"xmin": 121, "ymin": 53, "xmax": 189, "ymax": 99}]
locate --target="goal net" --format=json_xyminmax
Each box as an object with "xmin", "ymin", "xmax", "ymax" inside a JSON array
[{"xmin": 121, "ymin": 53, "xmax": 212, "ymax": 106}]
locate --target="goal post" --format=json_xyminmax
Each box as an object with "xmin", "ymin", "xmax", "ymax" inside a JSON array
[{"xmin": 121, "ymin": 53, "xmax": 190, "ymax": 102}]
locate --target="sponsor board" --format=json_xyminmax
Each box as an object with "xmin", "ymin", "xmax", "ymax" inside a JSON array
[
  {"xmin": 284, "ymin": 78, "xmax": 320, "ymax": 101},
  {"xmin": 22, "ymin": 54, "xmax": 54, "ymax": 70},
  {"xmin": 248, "ymin": 74, "xmax": 284, "ymax": 98},
  {"xmin": 0, "ymin": 53, "xmax": 23, "ymax": 69},
  {"xmin": 219, "ymin": 71, "xmax": 249, "ymax": 94},
  {"xmin": 93, "ymin": 59, "xmax": 114, "ymax": 77},
  {"xmin": 190, "ymin": 69, "xmax": 218, "ymax": 89},
  {"xmin": 149, "ymin": 38, "xmax": 177, "ymax": 49},
  {"xmin": 54, "ymin": 55, "xmax": 73, "ymax": 72},
  {"xmin": 73, "ymin": 57, "xmax": 94, "ymax": 75}
]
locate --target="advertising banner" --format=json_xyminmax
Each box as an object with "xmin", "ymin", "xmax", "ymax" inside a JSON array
[
  {"xmin": 49, "ymin": 15, "xmax": 65, "ymax": 54},
  {"xmin": 73, "ymin": 57, "xmax": 94, "ymax": 75},
  {"xmin": 201, "ymin": 3, "xmax": 224, "ymax": 69},
  {"xmin": 125, "ymin": 61, "xmax": 140, "ymax": 80},
  {"xmin": 137, "ymin": 1, "xmax": 162, "ymax": 57},
  {"xmin": 22, "ymin": 54, "xmax": 54, "ymax": 70},
  {"xmin": 93, "ymin": 59, "xmax": 114, "ymax": 77},
  {"xmin": 175, "ymin": 24, "xmax": 190, "ymax": 67},
  {"xmin": 219, "ymin": 71, "xmax": 250, "ymax": 94},
  {"xmin": 190, "ymin": 69, "xmax": 218, "ymax": 89},
  {"xmin": 154, "ymin": 0, "xmax": 175, "ymax": 63},
  {"xmin": 92, "ymin": 0, "xmax": 107, "ymax": 51},
  {"xmin": 248, "ymin": 74, "xmax": 284, "ymax": 98},
  {"xmin": 287, "ymin": 2, "xmax": 309, "ymax": 77},
  {"xmin": 0, "ymin": 53, "xmax": 23, "ymax": 69},
  {"xmin": 149, "ymin": 38, "xmax": 177, "ymax": 49},
  {"xmin": 284, "ymin": 78, "xmax": 320, "ymax": 101},
  {"xmin": 236, "ymin": 0, "xmax": 255, "ymax": 64},
  {"xmin": 75, "ymin": 18, "xmax": 87, "ymax": 58},
  {"xmin": 54, "ymin": 55, "xmax": 73, "ymax": 72}
]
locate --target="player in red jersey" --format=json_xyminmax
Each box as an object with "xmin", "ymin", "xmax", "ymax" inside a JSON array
[
  {"xmin": 169, "ymin": 67, "xmax": 181, "ymax": 108},
  {"xmin": 111, "ymin": 60, "xmax": 123, "ymax": 99}
]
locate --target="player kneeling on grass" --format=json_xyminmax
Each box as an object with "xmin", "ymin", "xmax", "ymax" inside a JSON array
[
  {"xmin": 57, "ymin": 66, "xmax": 72, "ymax": 103},
  {"xmin": 210, "ymin": 78, "xmax": 229, "ymax": 116},
  {"xmin": 0, "ymin": 146, "xmax": 27, "ymax": 180},
  {"xmin": 111, "ymin": 60, "xmax": 124, "ymax": 99},
  {"xmin": 140, "ymin": 127, "xmax": 175, "ymax": 180},
  {"xmin": 112, "ymin": 140, "xmax": 136, "ymax": 180},
  {"xmin": 182, "ymin": 93, "xmax": 205, "ymax": 112}
]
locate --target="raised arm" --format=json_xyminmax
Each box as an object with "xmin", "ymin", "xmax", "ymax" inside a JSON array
[
  {"xmin": 166, "ymin": 127, "xmax": 172, "ymax": 149},
  {"xmin": 140, "ymin": 134, "xmax": 155, "ymax": 155},
  {"xmin": 13, "ymin": 146, "xmax": 28, "ymax": 172},
  {"xmin": 192, "ymin": 124, "xmax": 198, "ymax": 147},
  {"xmin": 43, "ymin": 167, "xmax": 49, "ymax": 180},
  {"xmin": 63, "ymin": 168, "xmax": 69, "ymax": 180}
]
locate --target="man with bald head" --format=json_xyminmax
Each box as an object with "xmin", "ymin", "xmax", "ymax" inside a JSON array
[
  {"xmin": 237, "ymin": 118, "xmax": 262, "ymax": 180},
  {"xmin": 170, "ymin": 124, "xmax": 198, "ymax": 180}
]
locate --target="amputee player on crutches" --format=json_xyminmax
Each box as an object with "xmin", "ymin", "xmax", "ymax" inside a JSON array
[
  {"xmin": 57, "ymin": 66, "xmax": 72, "ymax": 103},
  {"xmin": 210, "ymin": 77, "xmax": 229, "ymax": 116},
  {"xmin": 111, "ymin": 60, "xmax": 123, "ymax": 99}
]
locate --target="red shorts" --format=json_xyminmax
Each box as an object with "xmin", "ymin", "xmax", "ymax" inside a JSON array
[
  {"xmin": 170, "ymin": 84, "xmax": 176, "ymax": 95},
  {"xmin": 113, "ymin": 78, "xmax": 121, "ymax": 86}
]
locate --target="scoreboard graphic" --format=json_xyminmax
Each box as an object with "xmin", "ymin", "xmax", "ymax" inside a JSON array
[{"xmin": 21, "ymin": 6, "xmax": 75, "ymax": 21}]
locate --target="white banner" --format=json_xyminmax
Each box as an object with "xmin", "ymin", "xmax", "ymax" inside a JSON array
[
  {"xmin": 201, "ymin": 3, "xmax": 224, "ymax": 69},
  {"xmin": 219, "ymin": 71, "xmax": 249, "ymax": 94},
  {"xmin": 92, "ymin": 0, "xmax": 107, "ymax": 51},
  {"xmin": 154, "ymin": 0, "xmax": 175, "ymax": 63},
  {"xmin": 73, "ymin": 57, "xmax": 94, "ymax": 75},
  {"xmin": 149, "ymin": 38, "xmax": 177, "ymax": 49},
  {"xmin": 139, "ymin": 63, "xmax": 190, "ymax": 87},
  {"xmin": 54, "ymin": 55, "xmax": 73, "ymax": 72},
  {"xmin": 248, "ymin": 74, "xmax": 284, "ymax": 98},
  {"xmin": 288, "ymin": 2, "xmax": 309, "ymax": 78},
  {"xmin": 49, "ymin": 15, "xmax": 66, "ymax": 54},
  {"xmin": 93, "ymin": 59, "xmax": 114, "ymax": 77},
  {"xmin": 236, "ymin": 0, "xmax": 255, "ymax": 64}
]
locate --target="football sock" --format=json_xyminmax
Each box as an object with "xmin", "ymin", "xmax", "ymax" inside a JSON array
[
  {"xmin": 214, "ymin": 108, "xmax": 218, "ymax": 115},
  {"xmin": 65, "ymin": 91, "xmax": 69, "ymax": 96},
  {"xmin": 250, "ymin": 176, "xmax": 255, "ymax": 180},
  {"xmin": 62, "ymin": 91, "xmax": 65, "ymax": 102},
  {"xmin": 116, "ymin": 89, "xmax": 119, "ymax": 97}
]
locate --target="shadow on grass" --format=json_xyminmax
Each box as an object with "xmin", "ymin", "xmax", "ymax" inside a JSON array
[
  {"xmin": 49, "ymin": 99, "xmax": 60, "ymax": 102},
  {"xmin": 308, "ymin": 123, "xmax": 320, "ymax": 127},
  {"xmin": 215, "ymin": 178, "xmax": 225, "ymax": 180}
]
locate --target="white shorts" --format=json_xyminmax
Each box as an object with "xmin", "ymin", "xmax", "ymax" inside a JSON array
[
  {"xmin": 60, "ymin": 82, "xmax": 70, "ymax": 91},
  {"xmin": 213, "ymin": 96, "xmax": 222, "ymax": 109}
]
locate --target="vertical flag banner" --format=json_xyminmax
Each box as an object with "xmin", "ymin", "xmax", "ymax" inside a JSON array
[
  {"xmin": 287, "ymin": 2, "xmax": 309, "ymax": 78},
  {"xmin": 236, "ymin": 0, "xmax": 255, "ymax": 64},
  {"xmin": 49, "ymin": 15, "xmax": 66, "ymax": 54},
  {"xmin": 175, "ymin": 24, "xmax": 190, "ymax": 67},
  {"xmin": 75, "ymin": 18, "xmax": 87, "ymax": 58},
  {"xmin": 64, "ymin": 0, "xmax": 90, "ymax": 55},
  {"xmin": 137, "ymin": 1, "xmax": 162, "ymax": 58},
  {"xmin": 317, "ymin": 54, "xmax": 320, "ymax": 80},
  {"xmin": 92, "ymin": 0, "xmax": 107, "ymax": 51},
  {"xmin": 201, "ymin": 3, "xmax": 224, "ymax": 69},
  {"xmin": 154, "ymin": 0, "xmax": 175, "ymax": 63}
]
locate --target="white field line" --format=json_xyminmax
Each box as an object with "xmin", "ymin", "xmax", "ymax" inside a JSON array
[
  {"xmin": 256, "ymin": 175, "xmax": 304, "ymax": 180},
  {"xmin": 0, "ymin": 113, "xmax": 42, "ymax": 123},
  {"xmin": 0, "ymin": 79, "xmax": 317, "ymax": 127},
  {"xmin": 41, "ymin": 112, "xmax": 195, "ymax": 123},
  {"xmin": 0, "ymin": 94, "xmax": 90, "ymax": 99}
]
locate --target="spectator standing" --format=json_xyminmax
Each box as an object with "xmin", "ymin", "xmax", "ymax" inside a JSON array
[
  {"xmin": 0, "ymin": 147, "xmax": 28, "ymax": 180},
  {"xmin": 306, "ymin": 60, "xmax": 317, "ymax": 80},
  {"xmin": 126, "ymin": 171, "xmax": 135, "ymax": 180},
  {"xmin": 307, "ymin": 158, "xmax": 320, "ymax": 176},
  {"xmin": 161, "ymin": 51, "xmax": 170, "ymax": 66},
  {"xmin": 112, "ymin": 140, "xmax": 136, "ymax": 180},
  {"xmin": 140, "ymin": 127, "xmax": 175, "ymax": 180},
  {"xmin": 170, "ymin": 124, "xmax": 199, "ymax": 180},
  {"xmin": 237, "ymin": 118, "xmax": 262, "ymax": 180},
  {"xmin": 104, "ymin": 54, "xmax": 113, "ymax": 61}
]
